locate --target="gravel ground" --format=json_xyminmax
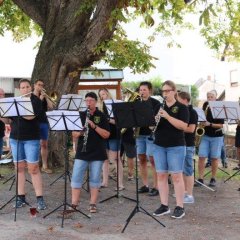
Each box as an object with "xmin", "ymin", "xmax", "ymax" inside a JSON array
[{"xmin": 0, "ymin": 163, "xmax": 240, "ymax": 240}]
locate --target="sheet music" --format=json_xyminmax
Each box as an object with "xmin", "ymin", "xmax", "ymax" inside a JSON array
[
  {"xmin": 58, "ymin": 94, "xmax": 84, "ymax": 110},
  {"xmin": 209, "ymin": 101, "xmax": 240, "ymax": 120},
  {"xmin": 104, "ymin": 99, "xmax": 123, "ymax": 118},
  {"xmin": 46, "ymin": 110, "xmax": 83, "ymax": 131},
  {"xmin": 193, "ymin": 107, "xmax": 207, "ymax": 122},
  {"xmin": 0, "ymin": 97, "xmax": 34, "ymax": 117}
]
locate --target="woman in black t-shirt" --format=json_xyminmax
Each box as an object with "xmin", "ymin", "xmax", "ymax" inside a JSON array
[
  {"xmin": 71, "ymin": 92, "xmax": 110, "ymax": 213},
  {"xmin": 153, "ymin": 80, "xmax": 189, "ymax": 219}
]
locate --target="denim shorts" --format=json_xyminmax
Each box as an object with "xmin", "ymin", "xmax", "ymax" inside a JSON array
[
  {"xmin": 136, "ymin": 135, "xmax": 155, "ymax": 157},
  {"xmin": 183, "ymin": 146, "xmax": 195, "ymax": 176},
  {"xmin": 198, "ymin": 136, "xmax": 223, "ymax": 159},
  {"xmin": 71, "ymin": 159, "xmax": 103, "ymax": 188},
  {"xmin": 40, "ymin": 123, "xmax": 49, "ymax": 140},
  {"xmin": 153, "ymin": 145, "xmax": 186, "ymax": 173},
  {"xmin": 0, "ymin": 137, "xmax": 3, "ymax": 157},
  {"xmin": 9, "ymin": 138, "xmax": 40, "ymax": 163},
  {"xmin": 107, "ymin": 139, "xmax": 121, "ymax": 151}
]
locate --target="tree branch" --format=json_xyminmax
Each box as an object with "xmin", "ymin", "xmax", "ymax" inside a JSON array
[{"xmin": 12, "ymin": 0, "xmax": 47, "ymax": 30}]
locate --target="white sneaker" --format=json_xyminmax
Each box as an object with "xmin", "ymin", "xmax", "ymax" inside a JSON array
[{"xmin": 183, "ymin": 195, "xmax": 194, "ymax": 204}]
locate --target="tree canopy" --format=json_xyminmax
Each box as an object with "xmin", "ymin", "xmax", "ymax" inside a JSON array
[{"xmin": 1, "ymin": 0, "xmax": 240, "ymax": 87}]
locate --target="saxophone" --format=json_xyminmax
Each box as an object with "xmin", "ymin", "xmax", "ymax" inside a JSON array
[{"xmin": 81, "ymin": 108, "xmax": 90, "ymax": 152}]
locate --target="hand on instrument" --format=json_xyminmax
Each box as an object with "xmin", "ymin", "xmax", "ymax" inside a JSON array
[
  {"xmin": 40, "ymin": 91, "xmax": 46, "ymax": 100},
  {"xmin": 203, "ymin": 121, "xmax": 211, "ymax": 127},
  {"xmin": 109, "ymin": 118, "xmax": 115, "ymax": 124},
  {"xmin": 87, "ymin": 119, "xmax": 96, "ymax": 129},
  {"xmin": 159, "ymin": 109, "xmax": 169, "ymax": 119}
]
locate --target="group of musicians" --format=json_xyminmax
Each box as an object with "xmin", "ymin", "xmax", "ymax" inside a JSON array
[{"xmin": 0, "ymin": 78, "xmax": 238, "ymax": 219}]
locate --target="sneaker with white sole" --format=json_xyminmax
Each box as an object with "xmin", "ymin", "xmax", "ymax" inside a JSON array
[
  {"xmin": 183, "ymin": 195, "xmax": 195, "ymax": 204},
  {"xmin": 171, "ymin": 206, "xmax": 185, "ymax": 219},
  {"xmin": 153, "ymin": 204, "xmax": 170, "ymax": 216}
]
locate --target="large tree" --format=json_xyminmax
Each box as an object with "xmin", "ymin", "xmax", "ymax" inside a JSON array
[{"xmin": 1, "ymin": 0, "xmax": 240, "ymax": 164}]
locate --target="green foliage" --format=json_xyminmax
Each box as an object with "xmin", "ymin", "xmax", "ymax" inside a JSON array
[
  {"xmin": 190, "ymin": 84, "xmax": 199, "ymax": 106},
  {"xmin": 0, "ymin": 0, "xmax": 42, "ymax": 41}
]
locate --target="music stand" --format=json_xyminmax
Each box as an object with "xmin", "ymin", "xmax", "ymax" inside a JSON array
[
  {"xmin": 0, "ymin": 96, "xmax": 34, "ymax": 221},
  {"xmin": 209, "ymin": 101, "xmax": 240, "ymax": 183},
  {"xmin": 49, "ymin": 95, "xmax": 84, "ymax": 186},
  {"xmin": 43, "ymin": 110, "xmax": 90, "ymax": 227},
  {"xmin": 112, "ymin": 101, "xmax": 165, "ymax": 232}
]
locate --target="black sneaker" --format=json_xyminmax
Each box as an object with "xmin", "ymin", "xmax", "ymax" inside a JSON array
[
  {"xmin": 205, "ymin": 162, "xmax": 211, "ymax": 168},
  {"xmin": 138, "ymin": 185, "xmax": 149, "ymax": 193},
  {"xmin": 13, "ymin": 196, "xmax": 27, "ymax": 208},
  {"xmin": 37, "ymin": 197, "xmax": 47, "ymax": 210},
  {"xmin": 194, "ymin": 179, "xmax": 204, "ymax": 187},
  {"xmin": 171, "ymin": 206, "xmax": 185, "ymax": 219},
  {"xmin": 209, "ymin": 178, "xmax": 216, "ymax": 187},
  {"xmin": 153, "ymin": 204, "xmax": 170, "ymax": 216},
  {"xmin": 222, "ymin": 162, "xmax": 228, "ymax": 168},
  {"xmin": 148, "ymin": 188, "xmax": 159, "ymax": 196}
]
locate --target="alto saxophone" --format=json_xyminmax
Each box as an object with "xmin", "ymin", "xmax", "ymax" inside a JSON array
[{"xmin": 81, "ymin": 108, "xmax": 90, "ymax": 152}]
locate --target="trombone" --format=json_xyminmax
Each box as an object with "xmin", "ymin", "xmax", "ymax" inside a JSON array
[{"xmin": 41, "ymin": 88, "xmax": 58, "ymax": 106}]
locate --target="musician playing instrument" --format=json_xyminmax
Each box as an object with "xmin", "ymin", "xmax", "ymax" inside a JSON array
[
  {"xmin": 196, "ymin": 90, "xmax": 224, "ymax": 187},
  {"xmin": 71, "ymin": 92, "xmax": 110, "ymax": 213},
  {"xmin": 98, "ymin": 88, "xmax": 125, "ymax": 191},
  {"xmin": 33, "ymin": 79, "xmax": 54, "ymax": 173},
  {"xmin": 136, "ymin": 81, "xmax": 160, "ymax": 197},
  {"xmin": 0, "ymin": 79, "xmax": 47, "ymax": 210},
  {"xmin": 152, "ymin": 80, "xmax": 189, "ymax": 219},
  {"xmin": 177, "ymin": 91, "xmax": 198, "ymax": 204}
]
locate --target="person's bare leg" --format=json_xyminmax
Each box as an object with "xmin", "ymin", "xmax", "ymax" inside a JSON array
[
  {"xmin": 138, "ymin": 154, "xmax": 148, "ymax": 186},
  {"xmin": 157, "ymin": 173, "xmax": 169, "ymax": 205},
  {"xmin": 127, "ymin": 157, "xmax": 134, "ymax": 178},
  {"xmin": 183, "ymin": 175, "xmax": 194, "ymax": 196},
  {"xmin": 15, "ymin": 161, "xmax": 26, "ymax": 195},
  {"xmin": 101, "ymin": 159, "xmax": 109, "ymax": 187},
  {"xmin": 198, "ymin": 157, "xmax": 206, "ymax": 180},
  {"xmin": 149, "ymin": 156, "xmax": 157, "ymax": 188},
  {"xmin": 211, "ymin": 158, "xmax": 218, "ymax": 178},
  {"xmin": 72, "ymin": 188, "xmax": 81, "ymax": 206},
  {"xmin": 28, "ymin": 163, "xmax": 43, "ymax": 196},
  {"xmin": 172, "ymin": 173, "xmax": 185, "ymax": 208}
]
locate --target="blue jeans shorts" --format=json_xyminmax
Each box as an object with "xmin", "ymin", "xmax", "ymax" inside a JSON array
[
  {"xmin": 198, "ymin": 136, "xmax": 223, "ymax": 159},
  {"xmin": 9, "ymin": 138, "xmax": 40, "ymax": 163},
  {"xmin": 136, "ymin": 135, "xmax": 155, "ymax": 157},
  {"xmin": 71, "ymin": 159, "xmax": 104, "ymax": 188},
  {"xmin": 153, "ymin": 145, "xmax": 186, "ymax": 173},
  {"xmin": 183, "ymin": 146, "xmax": 195, "ymax": 176},
  {"xmin": 40, "ymin": 123, "xmax": 49, "ymax": 140},
  {"xmin": 107, "ymin": 139, "xmax": 121, "ymax": 151}
]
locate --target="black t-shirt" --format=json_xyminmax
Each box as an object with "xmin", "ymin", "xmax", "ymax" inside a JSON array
[
  {"xmin": 0, "ymin": 120, "xmax": 5, "ymax": 138},
  {"xmin": 75, "ymin": 108, "xmax": 110, "ymax": 161},
  {"xmin": 154, "ymin": 101, "xmax": 189, "ymax": 147},
  {"xmin": 185, "ymin": 105, "xmax": 198, "ymax": 147},
  {"xmin": 139, "ymin": 97, "xmax": 160, "ymax": 135},
  {"xmin": 102, "ymin": 102, "xmax": 120, "ymax": 139},
  {"xmin": 10, "ymin": 94, "xmax": 42, "ymax": 140},
  {"xmin": 38, "ymin": 98, "xmax": 48, "ymax": 123},
  {"xmin": 203, "ymin": 101, "xmax": 224, "ymax": 137}
]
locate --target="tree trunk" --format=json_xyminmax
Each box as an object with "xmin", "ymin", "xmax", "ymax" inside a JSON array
[{"xmin": 21, "ymin": 0, "xmax": 120, "ymax": 166}]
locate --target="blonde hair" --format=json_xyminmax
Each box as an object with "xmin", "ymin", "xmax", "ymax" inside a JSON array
[{"xmin": 98, "ymin": 88, "xmax": 113, "ymax": 112}]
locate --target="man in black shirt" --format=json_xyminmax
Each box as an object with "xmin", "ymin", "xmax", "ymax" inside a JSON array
[
  {"xmin": 196, "ymin": 90, "xmax": 224, "ymax": 187},
  {"xmin": 177, "ymin": 92, "xmax": 198, "ymax": 204},
  {"xmin": 33, "ymin": 79, "xmax": 54, "ymax": 174},
  {"xmin": 136, "ymin": 81, "xmax": 160, "ymax": 196},
  {"xmin": 71, "ymin": 92, "xmax": 110, "ymax": 213},
  {"xmin": 0, "ymin": 79, "xmax": 47, "ymax": 210}
]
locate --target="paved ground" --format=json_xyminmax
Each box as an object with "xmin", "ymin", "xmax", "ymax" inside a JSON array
[{"xmin": 0, "ymin": 162, "xmax": 240, "ymax": 240}]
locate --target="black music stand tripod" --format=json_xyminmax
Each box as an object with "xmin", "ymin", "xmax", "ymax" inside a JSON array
[
  {"xmin": 112, "ymin": 101, "xmax": 165, "ymax": 232},
  {"xmin": 0, "ymin": 96, "xmax": 34, "ymax": 220},
  {"xmin": 43, "ymin": 110, "xmax": 90, "ymax": 227}
]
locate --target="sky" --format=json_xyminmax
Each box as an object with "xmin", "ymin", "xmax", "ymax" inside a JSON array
[{"xmin": 0, "ymin": 21, "xmax": 238, "ymax": 86}]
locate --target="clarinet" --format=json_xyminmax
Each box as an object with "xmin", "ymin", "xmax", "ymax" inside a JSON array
[
  {"xmin": 148, "ymin": 97, "xmax": 166, "ymax": 140},
  {"xmin": 81, "ymin": 108, "xmax": 90, "ymax": 152}
]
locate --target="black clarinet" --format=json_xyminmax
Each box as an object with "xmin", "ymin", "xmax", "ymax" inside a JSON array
[
  {"xmin": 81, "ymin": 108, "xmax": 90, "ymax": 152},
  {"xmin": 148, "ymin": 97, "xmax": 166, "ymax": 140}
]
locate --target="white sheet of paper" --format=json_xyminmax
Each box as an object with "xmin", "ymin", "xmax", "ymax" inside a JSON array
[
  {"xmin": 193, "ymin": 107, "xmax": 207, "ymax": 122},
  {"xmin": 209, "ymin": 101, "xmax": 240, "ymax": 120},
  {"xmin": 46, "ymin": 110, "xmax": 83, "ymax": 131},
  {"xmin": 104, "ymin": 99, "xmax": 123, "ymax": 118},
  {"xmin": 58, "ymin": 94, "xmax": 83, "ymax": 110},
  {"xmin": 0, "ymin": 97, "xmax": 34, "ymax": 117}
]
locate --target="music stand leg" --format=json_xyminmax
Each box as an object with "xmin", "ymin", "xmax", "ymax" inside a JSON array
[
  {"xmin": 224, "ymin": 170, "xmax": 240, "ymax": 183},
  {"xmin": 121, "ymin": 154, "xmax": 165, "ymax": 233}
]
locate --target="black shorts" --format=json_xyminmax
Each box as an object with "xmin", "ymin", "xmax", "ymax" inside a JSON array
[
  {"xmin": 235, "ymin": 128, "xmax": 240, "ymax": 147},
  {"xmin": 122, "ymin": 142, "xmax": 136, "ymax": 158}
]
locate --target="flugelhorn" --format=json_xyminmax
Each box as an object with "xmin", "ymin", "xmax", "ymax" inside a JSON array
[{"xmin": 41, "ymin": 88, "xmax": 58, "ymax": 106}]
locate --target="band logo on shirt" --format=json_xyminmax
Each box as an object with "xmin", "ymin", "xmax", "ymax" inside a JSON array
[
  {"xmin": 171, "ymin": 106, "xmax": 179, "ymax": 113},
  {"xmin": 94, "ymin": 116, "xmax": 101, "ymax": 124}
]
